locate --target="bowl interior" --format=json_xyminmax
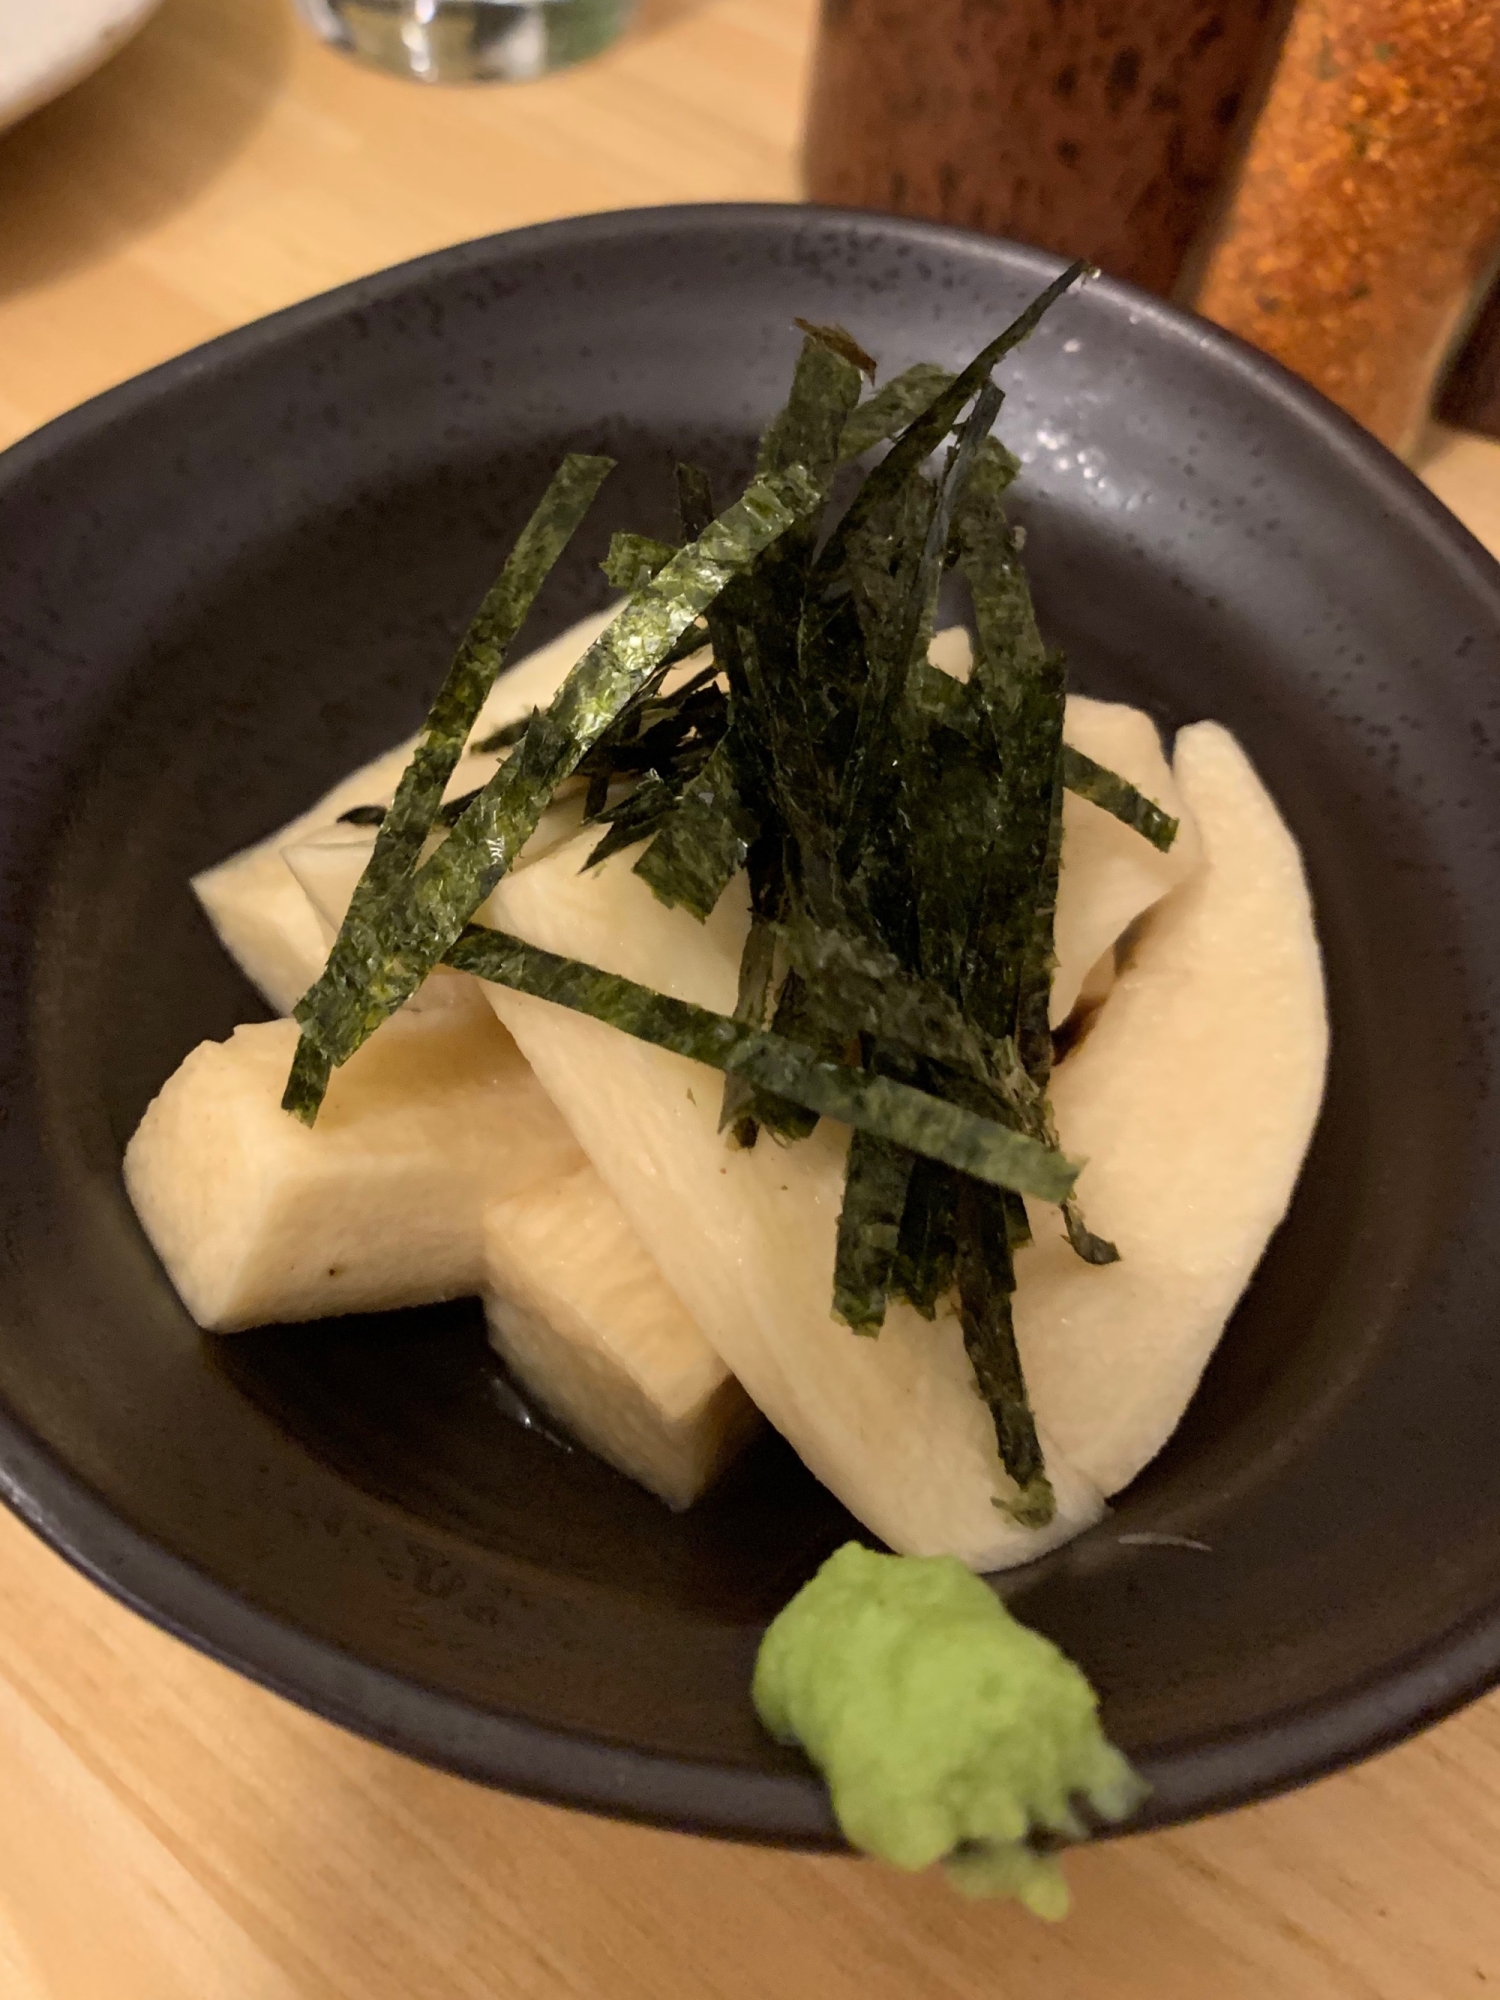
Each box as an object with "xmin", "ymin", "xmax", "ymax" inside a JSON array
[{"xmin": 3, "ymin": 208, "xmax": 1500, "ymax": 1839}]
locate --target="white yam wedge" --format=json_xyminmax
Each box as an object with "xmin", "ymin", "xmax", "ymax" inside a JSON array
[
  {"xmin": 483, "ymin": 1166, "xmax": 760, "ymax": 1509},
  {"xmin": 479, "ymin": 833, "xmax": 1106, "ymax": 1568},
  {"xmin": 1012, "ymin": 721, "xmax": 1327, "ymax": 1495},
  {"xmin": 124, "ymin": 992, "xmax": 584, "ymax": 1333},
  {"xmin": 191, "ymin": 605, "xmax": 617, "ymax": 1011},
  {"xmin": 280, "ymin": 819, "xmax": 384, "ymax": 948},
  {"xmin": 282, "ymin": 822, "xmax": 760, "ymax": 1505},
  {"xmin": 1053, "ymin": 697, "xmax": 1199, "ymax": 1026}
]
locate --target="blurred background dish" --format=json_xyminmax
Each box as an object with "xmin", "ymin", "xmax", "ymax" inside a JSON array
[{"xmin": 0, "ymin": 0, "xmax": 164, "ymax": 133}]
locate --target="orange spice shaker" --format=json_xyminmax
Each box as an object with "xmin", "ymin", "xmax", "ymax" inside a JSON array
[{"xmin": 1190, "ymin": 0, "xmax": 1500, "ymax": 454}]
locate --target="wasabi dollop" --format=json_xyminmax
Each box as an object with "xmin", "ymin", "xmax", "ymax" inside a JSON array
[{"xmin": 753, "ymin": 1543, "xmax": 1144, "ymax": 1917}]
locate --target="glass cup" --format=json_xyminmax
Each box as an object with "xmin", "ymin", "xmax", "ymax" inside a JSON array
[{"xmin": 293, "ymin": 0, "xmax": 632, "ymax": 85}]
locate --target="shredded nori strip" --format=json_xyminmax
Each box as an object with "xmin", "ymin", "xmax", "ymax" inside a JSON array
[
  {"xmin": 778, "ymin": 916, "xmax": 1008, "ymax": 1085},
  {"xmin": 601, "ymin": 532, "xmax": 677, "ymax": 593},
  {"xmin": 719, "ymin": 837, "xmax": 798, "ymax": 1145},
  {"xmin": 286, "ymin": 462, "xmax": 819, "ymax": 1111},
  {"xmin": 632, "ymin": 738, "xmax": 759, "ymax": 920},
  {"xmin": 686, "ymin": 326, "xmax": 867, "ymax": 1139},
  {"xmin": 838, "ymin": 362, "xmax": 955, "ymax": 464},
  {"xmin": 1062, "ymin": 1200, "xmax": 1120, "ymax": 1265},
  {"xmin": 281, "ymin": 1035, "xmax": 332, "ymax": 1124},
  {"xmin": 793, "ymin": 318, "xmax": 877, "ymax": 381},
  {"xmin": 890, "ymin": 1157, "xmax": 960, "ymax": 1320},
  {"xmin": 444, "ymin": 927, "xmax": 1079, "ymax": 1202},
  {"xmin": 338, "ymin": 456, "xmax": 612, "ymax": 922},
  {"xmin": 1062, "ymin": 744, "xmax": 1179, "ymax": 852},
  {"xmin": 957, "ymin": 1179, "xmax": 1054, "ymax": 1527},
  {"xmin": 756, "ymin": 327, "xmax": 868, "ymax": 498},
  {"xmin": 284, "ymin": 454, "xmax": 614, "ymax": 1122},
  {"xmin": 800, "ymin": 272, "xmax": 1089, "ymax": 1500},
  {"xmin": 813, "ymin": 263, "xmax": 1090, "ymax": 604},
  {"xmin": 581, "ymin": 772, "xmax": 682, "ymax": 870},
  {"xmin": 833, "ymin": 1123, "xmax": 918, "ymax": 1331},
  {"xmin": 838, "ymin": 377, "xmax": 1006, "ymax": 877},
  {"xmin": 583, "ymin": 267, "xmax": 1094, "ymax": 1506}
]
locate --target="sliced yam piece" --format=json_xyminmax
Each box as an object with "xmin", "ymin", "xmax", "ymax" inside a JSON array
[
  {"xmin": 1051, "ymin": 695, "xmax": 1200, "ymax": 1027},
  {"xmin": 192, "ymin": 605, "xmax": 616, "ymax": 1011},
  {"xmin": 483, "ymin": 1165, "xmax": 761, "ymax": 1510},
  {"xmin": 480, "ymin": 830, "xmax": 1106, "ymax": 1568},
  {"xmin": 192, "ymin": 842, "xmax": 344, "ymax": 1019},
  {"xmin": 926, "ymin": 624, "xmax": 976, "ymax": 679},
  {"xmin": 1014, "ymin": 721, "xmax": 1328, "ymax": 1495},
  {"xmin": 285, "ymin": 814, "xmax": 757, "ymax": 1507},
  {"xmin": 124, "ymin": 996, "xmax": 584, "ymax": 1333},
  {"xmin": 281, "ymin": 820, "xmax": 381, "ymax": 947}
]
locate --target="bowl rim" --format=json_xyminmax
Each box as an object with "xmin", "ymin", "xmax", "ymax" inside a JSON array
[{"xmin": 4, "ymin": 200, "xmax": 1500, "ymax": 1847}]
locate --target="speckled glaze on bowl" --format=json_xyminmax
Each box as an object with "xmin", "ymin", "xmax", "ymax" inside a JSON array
[{"xmin": 2, "ymin": 206, "xmax": 1500, "ymax": 1847}]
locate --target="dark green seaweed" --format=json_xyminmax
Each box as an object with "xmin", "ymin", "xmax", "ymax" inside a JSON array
[
  {"xmin": 286, "ymin": 461, "xmax": 820, "ymax": 1112},
  {"xmin": 719, "ymin": 841, "xmax": 793, "ymax": 1146},
  {"xmin": 792, "ymin": 318, "xmax": 877, "ymax": 381},
  {"xmin": 956, "ymin": 1179, "xmax": 1054, "ymax": 1527},
  {"xmin": 837, "ymin": 362, "xmax": 954, "ymax": 464},
  {"xmin": 890, "ymin": 1157, "xmax": 960, "ymax": 1320},
  {"xmin": 444, "ymin": 927, "xmax": 1079, "ymax": 1202},
  {"xmin": 581, "ymin": 772, "xmax": 682, "ymax": 870},
  {"xmin": 282, "ymin": 1035, "xmax": 332, "ymax": 1124},
  {"xmin": 833, "ymin": 1126, "xmax": 918, "ymax": 1331},
  {"xmin": 758, "ymin": 331, "xmax": 870, "ymax": 485},
  {"xmin": 601, "ymin": 532, "xmax": 677, "ymax": 593},
  {"xmin": 687, "ymin": 329, "xmax": 868, "ymax": 1138},
  {"xmin": 1062, "ymin": 1199, "xmax": 1120, "ymax": 1265},
  {"xmin": 811, "ymin": 263, "xmax": 1091, "ymax": 613},
  {"xmin": 313, "ymin": 454, "xmax": 610, "ymax": 940},
  {"xmin": 1062, "ymin": 745, "xmax": 1180, "ymax": 852},
  {"xmin": 281, "ymin": 454, "xmax": 614, "ymax": 1120},
  {"xmin": 632, "ymin": 738, "xmax": 759, "ymax": 920}
]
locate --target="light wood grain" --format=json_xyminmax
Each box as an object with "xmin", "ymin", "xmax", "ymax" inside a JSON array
[
  {"xmin": 8, "ymin": 1495, "xmax": 1500, "ymax": 2000},
  {"xmin": 0, "ymin": 0, "xmax": 809, "ymax": 452},
  {"xmin": 5, "ymin": 3, "xmax": 1500, "ymax": 1992}
]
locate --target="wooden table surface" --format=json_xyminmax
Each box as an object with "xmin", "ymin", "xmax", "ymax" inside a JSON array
[{"xmin": 4, "ymin": 3, "xmax": 1500, "ymax": 1993}]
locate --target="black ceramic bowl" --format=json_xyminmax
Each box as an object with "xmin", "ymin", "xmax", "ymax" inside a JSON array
[{"xmin": 3, "ymin": 205, "xmax": 1500, "ymax": 1847}]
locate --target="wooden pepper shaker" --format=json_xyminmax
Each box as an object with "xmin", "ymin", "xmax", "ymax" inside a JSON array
[
  {"xmin": 1190, "ymin": 0, "xmax": 1500, "ymax": 454},
  {"xmin": 802, "ymin": 0, "xmax": 1288, "ymax": 297}
]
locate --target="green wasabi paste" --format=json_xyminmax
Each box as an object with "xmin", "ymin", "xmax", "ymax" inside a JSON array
[{"xmin": 753, "ymin": 1543, "xmax": 1144, "ymax": 1918}]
